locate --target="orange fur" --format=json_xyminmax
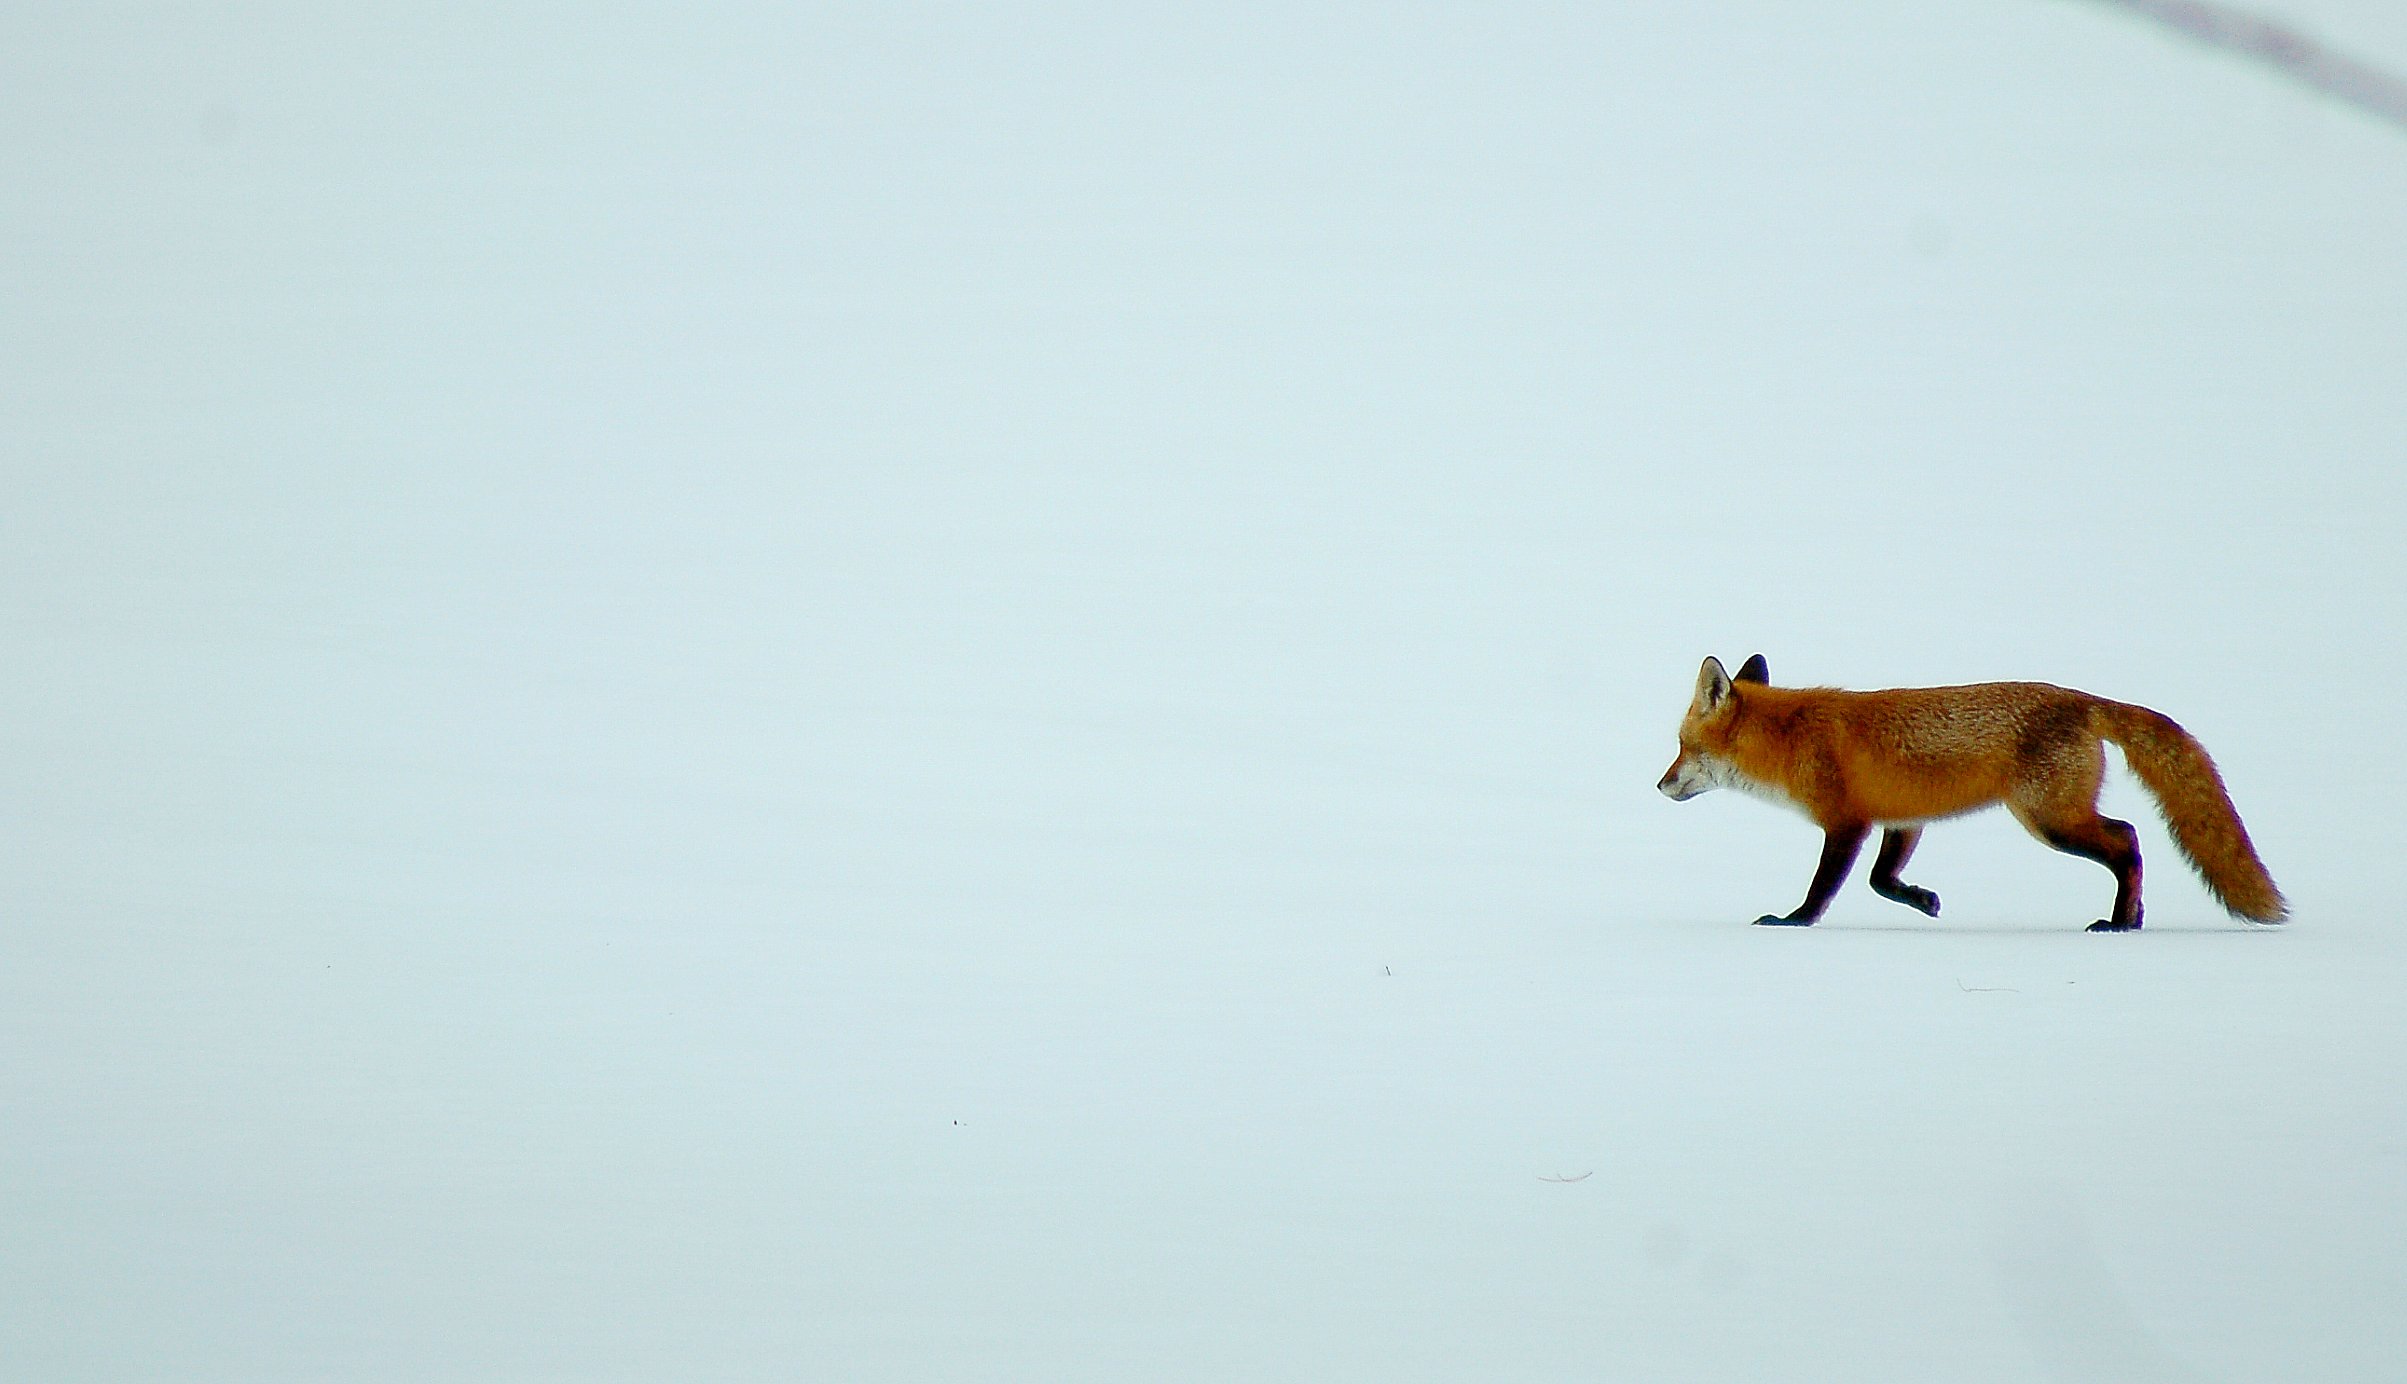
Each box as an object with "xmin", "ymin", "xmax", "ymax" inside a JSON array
[{"xmin": 1658, "ymin": 656, "xmax": 2285, "ymax": 929}]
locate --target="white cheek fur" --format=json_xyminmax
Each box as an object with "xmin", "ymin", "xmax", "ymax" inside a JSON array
[{"xmin": 1702, "ymin": 755, "xmax": 1810, "ymax": 816}]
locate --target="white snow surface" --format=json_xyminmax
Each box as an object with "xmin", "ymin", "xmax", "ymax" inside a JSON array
[{"xmin": 7, "ymin": 4, "xmax": 2407, "ymax": 1380}]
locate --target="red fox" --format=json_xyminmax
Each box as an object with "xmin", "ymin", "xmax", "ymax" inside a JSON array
[{"xmin": 1656, "ymin": 655, "xmax": 2285, "ymax": 931}]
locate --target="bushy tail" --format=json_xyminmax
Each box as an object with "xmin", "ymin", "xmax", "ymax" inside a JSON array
[{"xmin": 2094, "ymin": 701, "xmax": 2287, "ymax": 923}]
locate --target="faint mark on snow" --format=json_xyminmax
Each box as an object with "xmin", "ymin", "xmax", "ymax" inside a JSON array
[
  {"xmin": 1956, "ymin": 977, "xmax": 2021, "ymax": 993},
  {"xmin": 1988, "ymin": 1186, "xmax": 2223, "ymax": 1384},
  {"xmin": 1638, "ymin": 1222, "xmax": 1750, "ymax": 1293},
  {"xmin": 197, "ymin": 103, "xmax": 240, "ymax": 146},
  {"xmin": 1908, "ymin": 215, "xmax": 1953, "ymax": 259},
  {"xmin": 1698, "ymin": 1251, "xmax": 1749, "ymax": 1295},
  {"xmin": 1642, "ymin": 1221, "xmax": 1689, "ymax": 1269},
  {"xmin": 1537, "ymin": 1171, "xmax": 1593, "ymax": 1183}
]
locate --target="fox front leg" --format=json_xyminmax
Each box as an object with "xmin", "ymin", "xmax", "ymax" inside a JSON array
[{"xmin": 1755, "ymin": 824, "xmax": 1869, "ymax": 926}]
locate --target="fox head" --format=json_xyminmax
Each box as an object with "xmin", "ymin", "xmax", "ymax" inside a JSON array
[{"xmin": 1657, "ymin": 654, "xmax": 1767, "ymax": 801}]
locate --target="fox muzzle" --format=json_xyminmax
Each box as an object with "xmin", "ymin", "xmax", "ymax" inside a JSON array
[{"xmin": 1658, "ymin": 758, "xmax": 1707, "ymax": 801}]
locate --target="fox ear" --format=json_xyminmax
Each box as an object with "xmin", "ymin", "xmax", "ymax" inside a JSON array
[
  {"xmin": 1734, "ymin": 653, "xmax": 1770, "ymax": 685},
  {"xmin": 1693, "ymin": 657, "xmax": 1734, "ymax": 714}
]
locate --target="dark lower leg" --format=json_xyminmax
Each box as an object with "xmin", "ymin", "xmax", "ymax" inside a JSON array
[
  {"xmin": 1757, "ymin": 824, "xmax": 1869, "ymax": 926},
  {"xmin": 2102, "ymin": 820, "xmax": 2143, "ymax": 929},
  {"xmin": 1868, "ymin": 827, "xmax": 1940, "ymax": 917},
  {"xmin": 2040, "ymin": 816, "xmax": 2143, "ymax": 932}
]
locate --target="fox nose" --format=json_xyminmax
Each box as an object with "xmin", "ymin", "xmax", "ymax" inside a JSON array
[{"xmin": 1658, "ymin": 761, "xmax": 1699, "ymax": 800}]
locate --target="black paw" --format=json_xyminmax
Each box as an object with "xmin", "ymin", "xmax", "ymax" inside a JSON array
[
  {"xmin": 2085, "ymin": 918, "xmax": 2142, "ymax": 933},
  {"xmin": 1753, "ymin": 914, "xmax": 1815, "ymax": 927},
  {"xmin": 1873, "ymin": 881, "xmax": 1941, "ymax": 917}
]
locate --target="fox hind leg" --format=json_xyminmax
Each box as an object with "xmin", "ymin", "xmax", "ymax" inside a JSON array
[
  {"xmin": 2007, "ymin": 737, "xmax": 2144, "ymax": 932},
  {"xmin": 2059, "ymin": 816, "xmax": 2143, "ymax": 932},
  {"xmin": 1868, "ymin": 827, "xmax": 1941, "ymax": 917},
  {"xmin": 2012, "ymin": 803, "xmax": 2144, "ymax": 932}
]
